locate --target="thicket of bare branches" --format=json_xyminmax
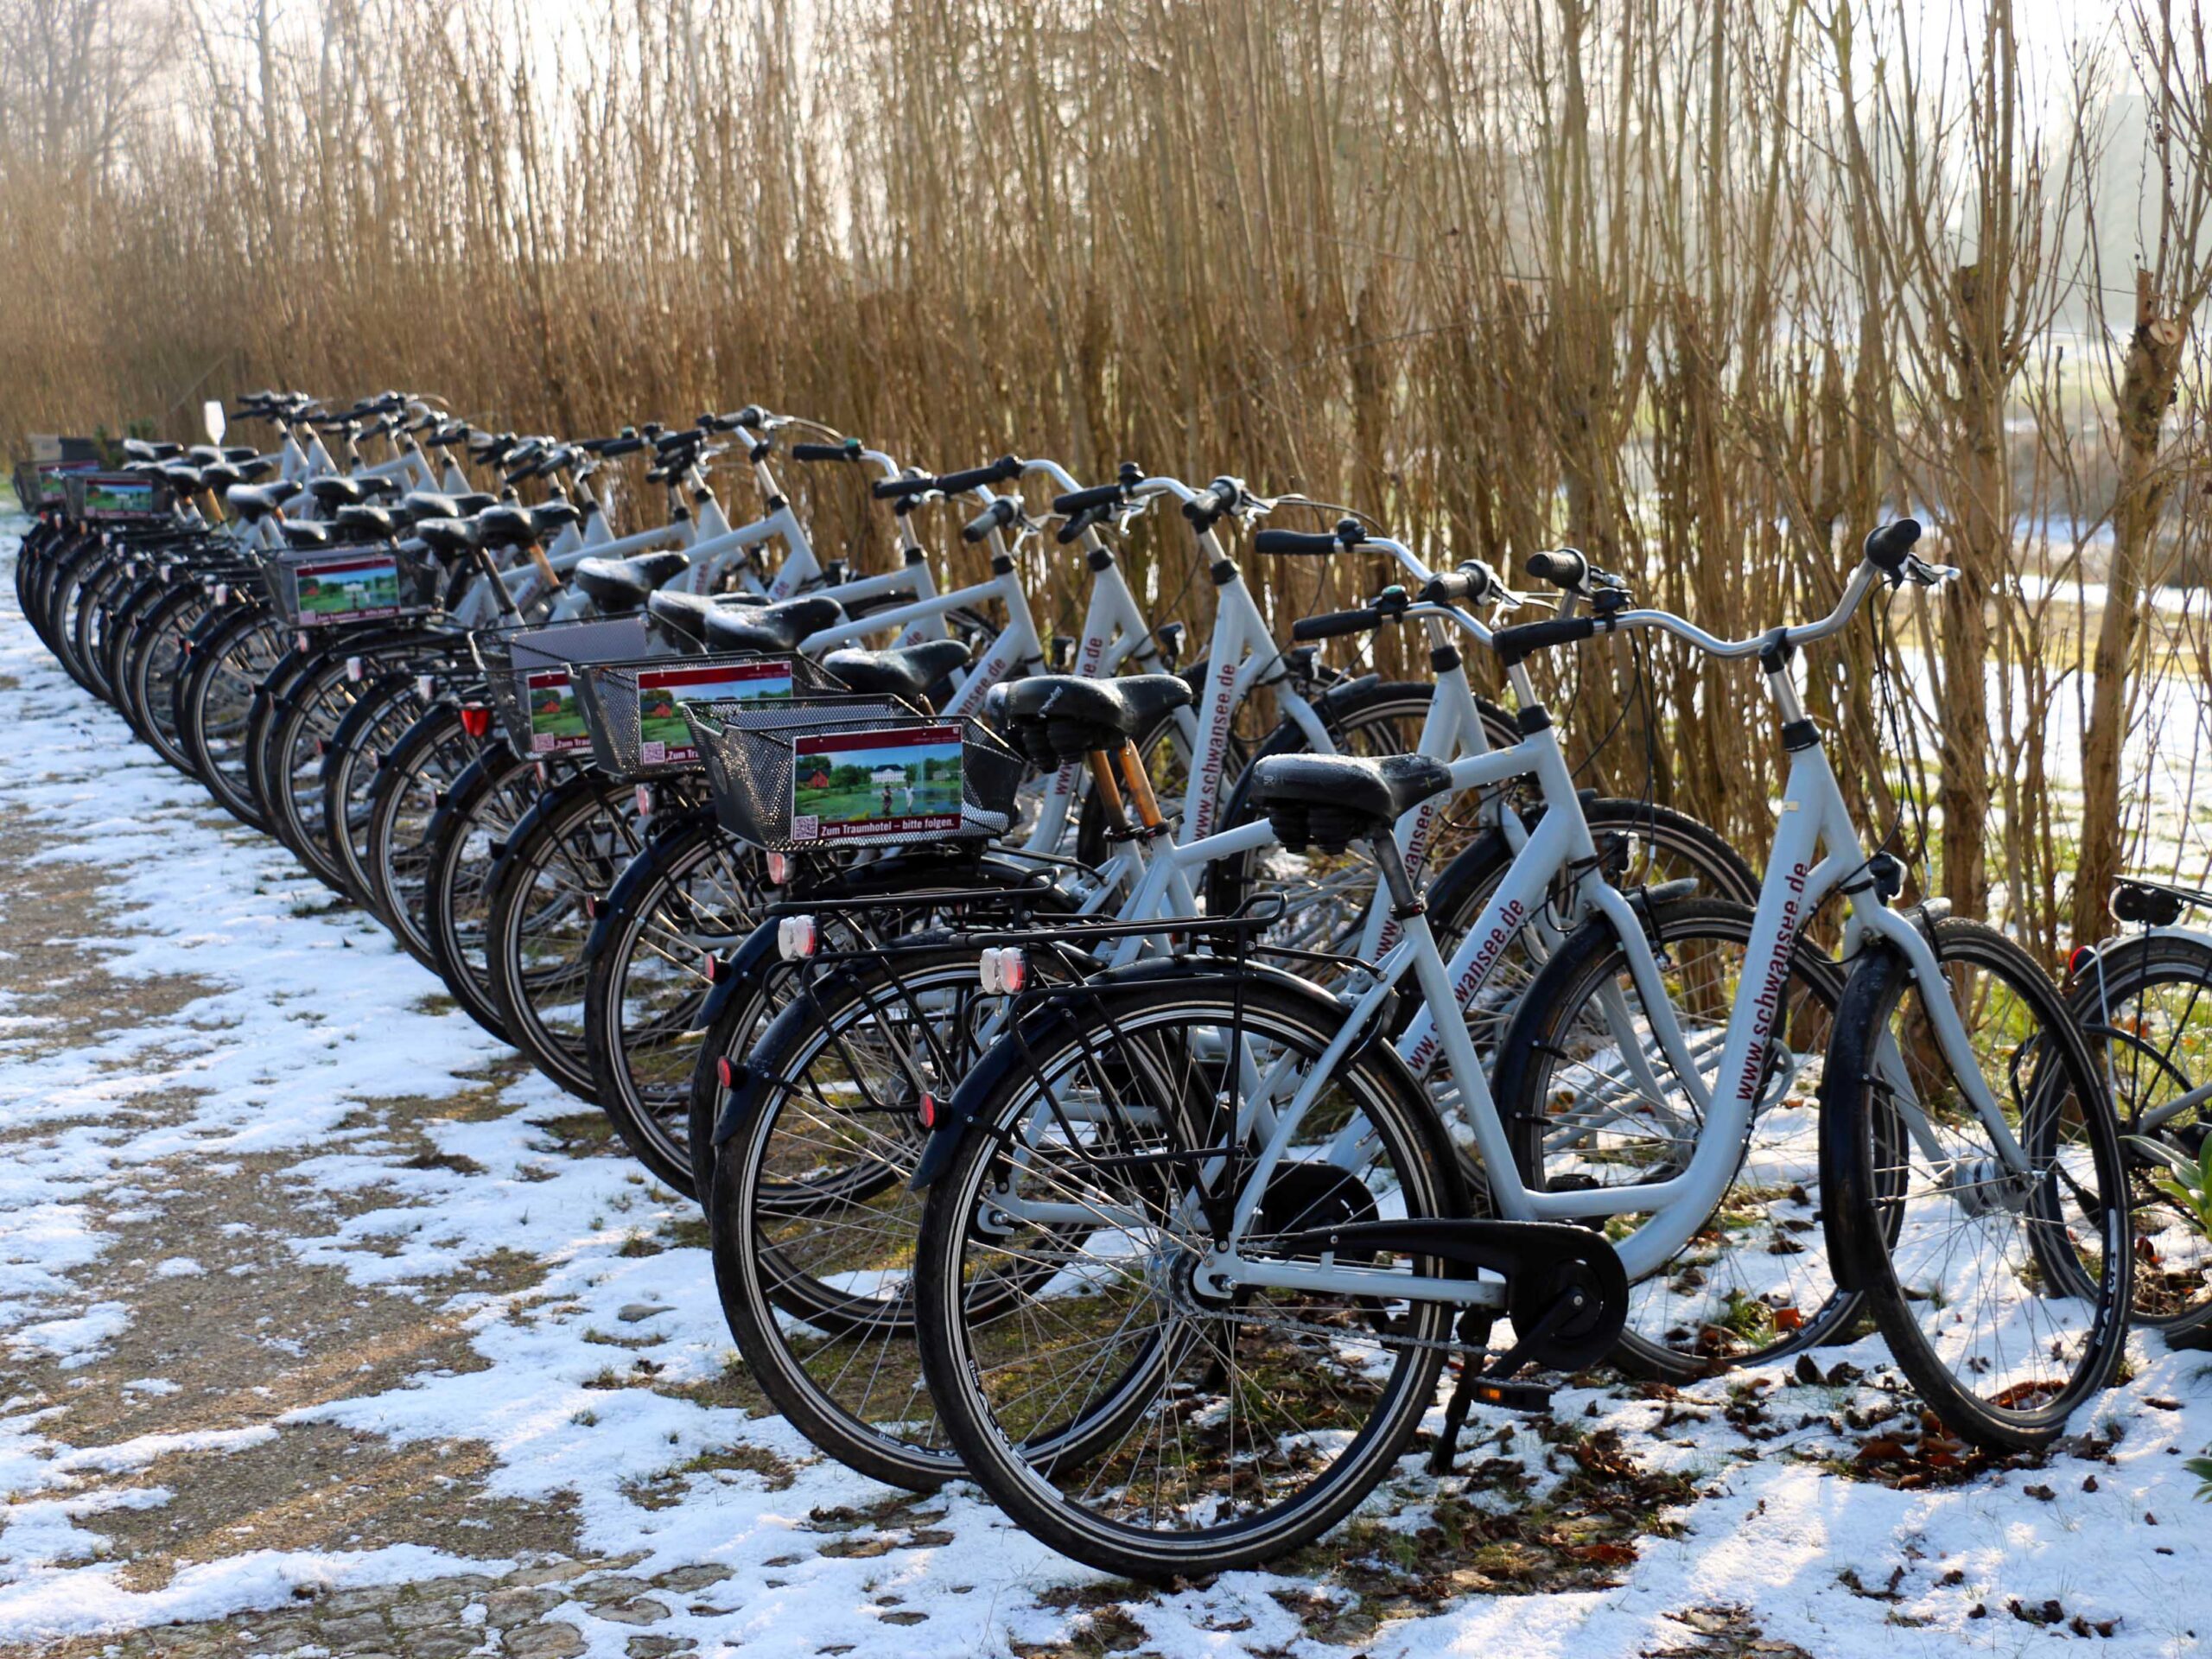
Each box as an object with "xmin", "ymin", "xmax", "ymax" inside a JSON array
[{"xmin": 4, "ymin": 0, "xmax": 2210, "ymax": 956}]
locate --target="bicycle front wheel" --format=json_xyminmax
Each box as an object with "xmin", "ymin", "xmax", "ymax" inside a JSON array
[{"xmin": 1821, "ymin": 918, "xmax": 2131, "ymax": 1449}]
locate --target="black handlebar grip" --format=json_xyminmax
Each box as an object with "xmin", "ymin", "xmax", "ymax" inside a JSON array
[
  {"xmin": 1057, "ymin": 504, "xmax": 1108, "ymax": 545},
  {"xmin": 934, "ymin": 455, "xmax": 1022, "ymax": 495},
  {"xmin": 1291, "ymin": 607, "xmax": 1386, "ymax": 642},
  {"xmin": 1525, "ymin": 549, "xmax": 1588, "ymax": 591},
  {"xmin": 790, "ymin": 442, "xmax": 855, "ymax": 462},
  {"xmin": 1491, "ymin": 614, "xmax": 1599, "ymax": 666},
  {"xmin": 963, "ymin": 499, "xmax": 1015, "ymax": 543},
  {"xmin": 1052, "ymin": 482, "xmax": 1125, "ymax": 515},
  {"xmin": 1862, "ymin": 518, "xmax": 1923, "ymax": 572},
  {"xmin": 1252, "ymin": 529, "xmax": 1342, "ymax": 556},
  {"xmin": 871, "ymin": 472, "xmax": 938, "ymax": 500}
]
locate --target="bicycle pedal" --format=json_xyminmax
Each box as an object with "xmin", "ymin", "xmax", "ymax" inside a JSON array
[{"xmin": 1459, "ymin": 1375, "xmax": 1553, "ymax": 1414}]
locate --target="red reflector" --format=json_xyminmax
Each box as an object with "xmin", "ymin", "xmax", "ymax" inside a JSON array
[
  {"xmin": 458, "ymin": 704, "xmax": 493, "ymax": 739},
  {"xmin": 917, "ymin": 1092, "xmax": 938, "ymax": 1129},
  {"xmin": 582, "ymin": 896, "xmax": 600, "ymax": 920},
  {"xmin": 715, "ymin": 1057, "xmax": 734, "ymax": 1090},
  {"xmin": 2067, "ymin": 945, "xmax": 2094, "ymax": 980},
  {"xmin": 703, "ymin": 954, "xmax": 720, "ymax": 983}
]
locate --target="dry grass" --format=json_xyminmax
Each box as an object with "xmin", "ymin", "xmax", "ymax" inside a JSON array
[{"xmin": 7, "ymin": 0, "xmax": 2212, "ymax": 952}]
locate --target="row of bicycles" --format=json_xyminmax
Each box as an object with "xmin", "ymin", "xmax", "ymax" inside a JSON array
[{"xmin": 11, "ymin": 389, "xmax": 2209, "ymax": 1582}]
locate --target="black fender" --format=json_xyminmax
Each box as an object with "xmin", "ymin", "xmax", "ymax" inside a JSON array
[
  {"xmin": 482, "ymin": 768, "xmax": 626, "ymax": 898},
  {"xmin": 693, "ymin": 913, "xmax": 786, "ymax": 1036},
  {"xmin": 1815, "ymin": 936, "xmax": 1909, "ymax": 1295},
  {"xmin": 581, "ymin": 807, "xmax": 723, "ymax": 966},
  {"xmin": 905, "ymin": 956, "xmax": 1447, "ymax": 1198},
  {"xmin": 689, "ymin": 848, "xmax": 1062, "ymax": 1031}
]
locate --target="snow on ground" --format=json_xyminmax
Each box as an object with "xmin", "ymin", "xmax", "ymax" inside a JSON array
[{"xmin": 0, "ymin": 513, "xmax": 2206, "ymax": 1658}]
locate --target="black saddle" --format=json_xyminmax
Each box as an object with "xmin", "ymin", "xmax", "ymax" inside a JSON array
[
  {"xmin": 994, "ymin": 673, "xmax": 1192, "ymax": 766},
  {"xmin": 307, "ymin": 476, "xmax": 366, "ymax": 512},
  {"xmin": 822, "ymin": 638, "xmax": 972, "ymax": 703},
  {"xmin": 335, "ymin": 504, "xmax": 397, "ymax": 539},
  {"xmin": 572, "ymin": 550, "xmax": 695, "ymax": 613},
  {"xmin": 123, "ymin": 439, "xmax": 182, "ymax": 462},
  {"xmin": 397, "ymin": 491, "xmax": 462, "ymax": 525},
  {"xmin": 197, "ymin": 462, "xmax": 243, "ymax": 496},
  {"xmin": 225, "ymin": 482, "xmax": 293, "ymax": 522},
  {"xmin": 412, "ymin": 518, "xmax": 480, "ymax": 560},
  {"xmin": 643, "ymin": 589, "xmax": 760, "ymax": 649},
  {"xmin": 159, "ymin": 463, "xmax": 204, "ymax": 493},
  {"xmin": 700, "ymin": 594, "xmax": 844, "ymax": 654},
  {"xmin": 1249, "ymin": 753, "xmax": 1452, "ymax": 853},
  {"xmin": 281, "ymin": 520, "xmax": 334, "ymax": 550}
]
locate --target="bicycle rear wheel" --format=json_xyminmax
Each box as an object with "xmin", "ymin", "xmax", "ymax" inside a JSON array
[
  {"xmin": 1821, "ymin": 918, "xmax": 2130, "ymax": 1449},
  {"xmin": 914, "ymin": 970, "xmax": 1460, "ymax": 1580},
  {"xmin": 2068, "ymin": 933, "xmax": 2212, "ymax": 1337}
]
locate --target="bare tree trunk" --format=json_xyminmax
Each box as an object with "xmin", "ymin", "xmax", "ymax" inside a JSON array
[{"xmin": 2074, "ymin": 270, "xmax": 2192, "ymax": 943}]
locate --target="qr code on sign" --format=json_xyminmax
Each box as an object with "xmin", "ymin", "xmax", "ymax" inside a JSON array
[
  {"xmin": 791, "ymin": 814, "xmax": 820, "ymax": 842},
  {"xmin": 639, "ymin": 741, "xmax": 665, "ymax": 766}
]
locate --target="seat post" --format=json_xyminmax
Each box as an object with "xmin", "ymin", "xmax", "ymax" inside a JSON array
[{"xmin": 1368, "ymin": 835, "xmax": 1422, "ymax": 916}]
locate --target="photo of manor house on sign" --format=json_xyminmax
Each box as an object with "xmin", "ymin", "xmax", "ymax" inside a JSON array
[{"xmin": 791, "ymin": 725, "xmax": 963, "ymax": 842}]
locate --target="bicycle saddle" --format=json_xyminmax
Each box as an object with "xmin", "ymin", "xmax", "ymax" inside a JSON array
[
  {"xmin": 224, "ymin": 482, "xmax": 296, "ymax": 522},
  {"xmin": 476, "ymin": 501, "xmax": 576, "ymax": 550},
  {"xmin": 306, "ymin": 476, "xmax": 367, "ymax": 511},
  {"xmin": 1249, "ymin": 752, "xmax": 1453, "ymax": 853},
  {"xmin": 821, "ymin": 638, "xmax": 972, "ymax": 704},
  {"xmin": 995, "ymin": 673, "xmax": 1192, "ymax": 767},
  {"xmin": 122, "ymin": 439, "xmax": 182, "ymax": 462},
  {"xmin": 700, "ymin": 594, "xmax": 844, "ymax": 654},
  {"xmin": 280, "ymin": 520, "xmax": 334, "ymax": 550},
  {"xmin": 572, "ymin": 550, "xmax": 695, "ymax": 613},
  {"xmin": 159, "ymin": 463, "xmax": 204, "ymax": 493},
  {"xmin": 412, "ymin": 517, "xmax": 480, "ymax": 559},
  {"xmin": 334, "ymin": 504, "xmax": 397, "ymax": 539},
  {"xmin": 643, "ymin": 588, "xmax": 760, "ymax": 649}
]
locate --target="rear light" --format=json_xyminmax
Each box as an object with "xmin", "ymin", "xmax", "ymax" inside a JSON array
[
  {"xmin": 778, "ymin": 915, "xmax": 818, "ymax": 960},
  {"xmin": 980, "ymin": 947, "xmax": 1027, "ymax": 995},
  {"xmin": 296, "ymin": 631, "xmax": 310, "ymax": 653},
  {"xmin": 715, "ymin": 1056, "xmax": 735, "ymax": 1090},
  {"xmin": 635, "ymin": 784, "xmax": 654, "ymax": 819},
  {"xmin": 345, "ymin": 655, "xmax": 364, "ymax": 682},
  {"xmin": 582, "ymin": 896, "xmax": 600, "ymax": 920},
  {"xmin": 2066, "ymin": 945, "xmax": 2095, "ymax": 982},
  {"xmin": 766, "ymin": 852, "xmax": 791, "ymax": 887},
  {"xmin": 917, "ymin": 1091, "xmax": 938, "ymax": 1129},
  {"xmin": 416, "ymin": 674, "xmax": 437, "ymax": 702},
  {"xmin": 457, "ymin": 704, "xmax": 493, "ymax": 739},
  {"xmin": 703, "ymin": 953, "xmax": 720, "ymax": 983}
]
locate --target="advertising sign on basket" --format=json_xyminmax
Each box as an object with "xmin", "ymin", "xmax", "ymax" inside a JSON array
[
  {"xmin": 527, "ymin": 669, "xmax": 593, "ymax": 753},
  {"xmin": 292, "ymin": 554, "xmax": 405, "ymax": 622},
  {"xmin": 636, "ymin": 659, "xmax": 793, "ymax": 766},
  {"xmin": 791, "ymin": 724, "xmax": 963, "ymax": 843},
  {"xmin": 74, "ymin": 473, "xmax": 164, "ymax": 518}
]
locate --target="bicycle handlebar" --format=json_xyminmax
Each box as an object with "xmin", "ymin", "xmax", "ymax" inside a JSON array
[
  {"xmin": 934, "ymin": 455, "xmax": 1023, "ymax": 495},
  {"xmin": 1252, "ymin": 528, "xmax": 1341, "ymax": 556}
]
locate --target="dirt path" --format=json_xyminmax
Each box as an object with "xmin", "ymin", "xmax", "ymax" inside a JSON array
[{"xmin": 1, "ymin": 527, "xmax": 2207, "ymax": 1659}]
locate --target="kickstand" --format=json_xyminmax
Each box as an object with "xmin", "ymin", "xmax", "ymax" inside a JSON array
[{"xmin": 1427, "ymin": 1294, "xmax": 1576, "ymax": 1476}]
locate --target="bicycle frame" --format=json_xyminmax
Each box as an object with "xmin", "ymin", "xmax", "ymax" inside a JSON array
[{"xmin": 1202, "ymin": 563, "xmax": 2021, "ymax": 1300}]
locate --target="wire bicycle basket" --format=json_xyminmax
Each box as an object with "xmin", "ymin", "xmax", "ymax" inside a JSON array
[
  {"xmin": 257, "ymin": 543, "xmax": 438, "ymax": 630},
  {"xmin": 471, "ymin": 614, "xmax": 660, "ymax": 759},
  {"xmin": 574, "ymin": 652, "xmax": 844, "ymax": 781},
  {"xmin": 687, "ymin": 696, "xmax": 1025, "ymax": 851}
]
